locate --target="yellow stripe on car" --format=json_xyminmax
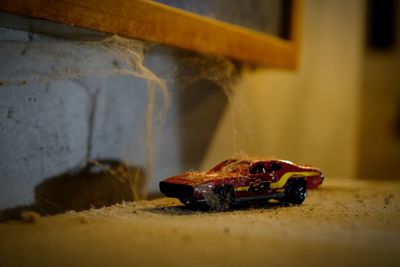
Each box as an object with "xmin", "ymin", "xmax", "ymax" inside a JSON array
[
  {"xmin": 234, "ymin": 171, "xmax": 319, "ymax": 192},
  {"xmin": 235, "ymin": 186, "xmax": 250, "ymax": 192},
  {"xmin": 270, "ymin": 171, "xmax": 319, "ymax": 189}
]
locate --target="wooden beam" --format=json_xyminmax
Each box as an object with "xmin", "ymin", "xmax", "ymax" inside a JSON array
[{"xmin": 0, "ymin": 0, "xmax": 299, "ymax": 67}]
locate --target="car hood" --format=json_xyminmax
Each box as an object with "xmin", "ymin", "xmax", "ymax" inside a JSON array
[{"xmin": 162, "ymin": 171, "xmax": 236, "ymax": 185}]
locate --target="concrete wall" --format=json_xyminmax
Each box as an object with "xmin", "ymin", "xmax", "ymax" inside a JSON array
[{"xmin": 0, "ymin": 28, "xmax": 183, "ymax": 209}]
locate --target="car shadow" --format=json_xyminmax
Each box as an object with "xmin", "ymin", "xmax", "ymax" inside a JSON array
[{"xmin": 142, "ymin": 201, "xmax": 293, "ymax": 216}]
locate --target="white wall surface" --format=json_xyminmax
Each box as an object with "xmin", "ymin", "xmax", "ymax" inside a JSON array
[
  {"xmin": 202, "ymin": 0, "xmax": 365, "ymax": 179},
  {"xmin": 359, "ymin": 1, "xmax": 400, "ymax": 179}
]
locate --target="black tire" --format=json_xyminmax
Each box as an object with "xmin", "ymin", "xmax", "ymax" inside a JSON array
[
  {"xmin": 210, "ymin": 185, "xmax": 234, "ymax": 211},
  {"xmin": 283, "ymin": 179, "xmax": 307, "ymax": 205}
]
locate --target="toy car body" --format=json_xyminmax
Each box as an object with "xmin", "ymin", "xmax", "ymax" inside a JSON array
[{"xmin": 159, "ymin": 158, "xmax": 323, "ymax": 210}]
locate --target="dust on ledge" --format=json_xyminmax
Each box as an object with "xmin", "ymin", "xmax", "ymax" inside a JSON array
[{"xmin": 0, "ymin": 178, "xmax": 399, "ymax": 267}]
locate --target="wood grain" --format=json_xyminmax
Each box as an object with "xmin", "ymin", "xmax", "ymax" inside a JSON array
[{"xmin": 0, "ymin": 0, "xmax": 300, "ymax": 67}]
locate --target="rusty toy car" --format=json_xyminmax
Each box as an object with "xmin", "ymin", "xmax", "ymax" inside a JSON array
[{"xmin": 159, "ymin": 158, "xmax": 323, "ymax": 210}]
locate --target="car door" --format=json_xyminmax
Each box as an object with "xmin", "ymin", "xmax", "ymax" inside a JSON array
[
  {"xmin": 247, "ymin": 163, "xmax": 272, "ymax": 195},
  {"xmin": 267, "ymin": 162, "xmax": 281, "ymax": 183}
]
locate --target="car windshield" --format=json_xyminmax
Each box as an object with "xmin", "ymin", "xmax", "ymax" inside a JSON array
[{"xmin": 208, "ymin": 159, "xmax": 250, "ymax": 174}]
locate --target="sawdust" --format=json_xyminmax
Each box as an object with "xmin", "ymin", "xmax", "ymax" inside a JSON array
[{"xmin": 0, "ymin": 178, "xmax": 399, "ymax": 267}]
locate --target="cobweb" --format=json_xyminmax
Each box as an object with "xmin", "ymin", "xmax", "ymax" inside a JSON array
[
  {"xmin": 0, "ymin": 33, "xmax": 171, "ymax": 201},
  {"xmin": 92, "ymin": 36, "xmax": 171, "ymax": 196},
  {"xmin": 174, "ymin": 52, "xmax": 244, "ymax": 155},
  {"xmin": 0, "ymin": 32, "xmax": 244, "ymax": 203}
]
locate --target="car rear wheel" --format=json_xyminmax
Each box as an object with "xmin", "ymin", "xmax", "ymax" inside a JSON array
[
  {"xmin": 283, "ymin": 179, "xmax": 307, "ymax": 205},
  {"xmin": 210, "ymin": 185, "xmax": 234, "ymax": 211}
]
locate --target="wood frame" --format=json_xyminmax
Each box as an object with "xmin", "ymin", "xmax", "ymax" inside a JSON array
[{"xmin": 0, "ymin": 0, "xmax": 300, "ymax": 67}]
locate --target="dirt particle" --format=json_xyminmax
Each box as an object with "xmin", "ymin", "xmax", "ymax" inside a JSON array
[
  {"xmin": 6, "ymin": 108, "xmax": 14, "ymax": 119},
  {"xmin": 223, "ymin": 227, "xmax": 230, "ymax": 234},
  {"xmin": 78, "ymin": 216, "xmax": 88, "ymax": 224},
  {"xmin": 20, "ymin": 210, "xmax": 40, "ymax": 223},
  {"xmin": 112, "ymin": 59, "xmax": 120, "ymax": 68},
  {"xmin": 384, "ymin": 194, "xmax": 394, "ymax": 205},
  {"xmin": 182, "ymin": 234, "xmax": 191, "ymax": 243},
  {"xmin": 351, "ymin": 223, "xmax": 359, "ymax": 230}
]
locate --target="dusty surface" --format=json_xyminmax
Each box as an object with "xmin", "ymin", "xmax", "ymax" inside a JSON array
[{"xmin": 0, "ymin": 179, "xmax": 400, "ymax": 267}]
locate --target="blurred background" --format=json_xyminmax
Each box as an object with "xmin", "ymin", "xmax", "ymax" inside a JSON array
[{"xmin": 0, "ymin": 0, "xmax": 399, "ymax": 215}]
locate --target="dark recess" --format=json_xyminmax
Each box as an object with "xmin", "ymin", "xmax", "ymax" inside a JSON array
[
  {"xmin": 280, "ymin": 0, "xmax": 293, "ymax": 40},
  {"xmin": 367, "ymin": 0, "xmax": 396, "ymax": 49}
]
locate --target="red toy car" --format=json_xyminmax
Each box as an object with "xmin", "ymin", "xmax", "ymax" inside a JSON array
[{"xmin": 160, "ymin": 158, "xmax": 323, "ymax": 210}]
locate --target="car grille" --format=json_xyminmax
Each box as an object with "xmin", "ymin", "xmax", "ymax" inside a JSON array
[{"xmin": 159, "ymin": 182, "xmax": 194, "ymax": 199}]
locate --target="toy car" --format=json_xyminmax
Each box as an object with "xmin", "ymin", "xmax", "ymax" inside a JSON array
[{"xmin": 159, "ymin": 158, "xmax": 323, "ymax": 210}]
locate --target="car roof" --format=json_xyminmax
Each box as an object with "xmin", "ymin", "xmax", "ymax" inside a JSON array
[{"xmin": 229, "ymin": 158, "xmax": 294, "ymax": 165}]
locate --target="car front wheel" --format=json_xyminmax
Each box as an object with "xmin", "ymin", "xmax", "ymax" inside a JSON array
[{"xmin": 210, "ymin": 185, "xmax": 234, "ymax": 211}]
